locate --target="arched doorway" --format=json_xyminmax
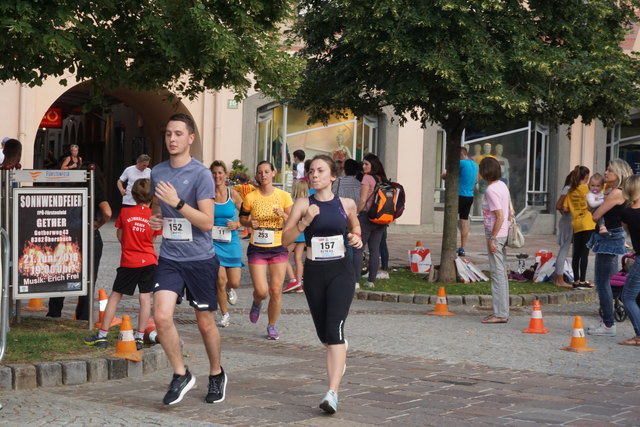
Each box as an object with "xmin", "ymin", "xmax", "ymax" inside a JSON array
[{"xmin": 34, "ymin": 81, "xmax": 199, "ymax": 212}]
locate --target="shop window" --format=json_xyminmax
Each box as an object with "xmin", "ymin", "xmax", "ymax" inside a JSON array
[
  {"xmin": 609, "ymin": 117, "xmax": 640, "ymax": 174},
  {"xmin": 255, "ymin": 104, "xmax": 378, "ymax": 189},
  {"xmin": 439, "ymin": 122, "xmax": 547, "ymax": 216}
]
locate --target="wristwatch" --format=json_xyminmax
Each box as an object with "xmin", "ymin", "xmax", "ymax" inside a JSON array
[
  {"xmin": 175, "ymin": 199, "xmax": 186, "ymax": 210},
  {"xmin": 489, "ymin": 236, "xmax": 496, "ymax": 241}
]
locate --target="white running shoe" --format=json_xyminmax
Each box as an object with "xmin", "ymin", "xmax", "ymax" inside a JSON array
[
  {"xmin": 376, "ymin": 270, "xmax": 389, "ymax": 279},
  {"xmin": 226, "ymin": 288, "xmax": 237, "ymax": 306},
  {"xmin": 217, "ymin": 312, "xmax": 230, "ymax": 328},
  {"xmin": 319, "ymin": 390, "xmax": 338, "ymax": 414},
  {"xmin": 363, "ymin": 281, "xmax": 375, "ymax": 288},
  {"xmin": 587, "ymin": 322, "xmax": 616, "ymax": 336}
]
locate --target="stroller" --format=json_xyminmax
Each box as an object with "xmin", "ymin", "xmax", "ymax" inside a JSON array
[{"xmin": 606, "ymin": 254, "xmax": 640, "ymax": 322}]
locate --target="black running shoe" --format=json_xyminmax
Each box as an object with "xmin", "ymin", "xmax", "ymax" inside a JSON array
[
  {"xmin": 163, "ymin": 369, "xmax": 196, "ymax": 405},
  {"xmin": 135, "ymin": 338, "xmax": 143, "ymax": 351},
  {"xmin": 84, "ymin": 334, "xmax": 107, "ymax": 349},
  {"xmin": 205, "ymin": 367, "xmax": 227, "ymax": 403}
]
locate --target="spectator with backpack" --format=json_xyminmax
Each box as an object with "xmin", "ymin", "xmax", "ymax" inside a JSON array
[{"xmin": 353, "ymin": 154, "xmax": 397, "ymax": 288}]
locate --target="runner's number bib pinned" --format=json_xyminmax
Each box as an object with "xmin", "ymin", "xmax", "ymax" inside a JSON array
[
  {"xmin": 253, "ymin": 228, "xmax": 275, "ymax": 245},
  {"xmin": 163, "ymin": 218, "xmax": 192, "ymax": 241},
  {"xmin": 212, "ymin": 226, "xmax": 232, "ymax": 242},
  {"xmin": 310, "ymin": 235, "xmax": 345, "ymax": 261}
]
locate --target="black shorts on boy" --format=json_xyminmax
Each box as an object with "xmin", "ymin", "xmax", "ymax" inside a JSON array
[{"xmin": 112, "ymin": 264, "xmax": 156, "ymax": 295}]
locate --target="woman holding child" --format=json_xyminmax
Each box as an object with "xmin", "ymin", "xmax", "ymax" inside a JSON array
[
  {"xmin": 586, "ymin": 159, "xmax": 633, "ymax": 337},
  {"xmin": 619, "ymin": 175, "xmax": 640, "ymax": 346},
  {"xmin": 210, "ymin": 161, "xmax": 244, "ymax": 328},
  {"xmin": 564, "ymin": 166, "xmax": 595, "ymax": 289}
]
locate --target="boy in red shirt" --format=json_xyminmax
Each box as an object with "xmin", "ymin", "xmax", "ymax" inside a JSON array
[{"xmin": 85, "ymin": 178, "xmax": 161, "ymax": 349}]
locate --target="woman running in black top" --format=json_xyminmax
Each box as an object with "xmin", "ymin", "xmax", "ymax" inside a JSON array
[{"xmin": 283, "ymin": 154, "xmax": 362, "ymax": 415}]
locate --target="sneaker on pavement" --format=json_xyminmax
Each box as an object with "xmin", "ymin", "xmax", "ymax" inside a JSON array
[
  {"xmin": 249, "ymin": 301, "xmax": 261, "ymax": 323},
  {"xmin": 282, "ymin": 279, "xmax": 301, "ymax": 293},
  {"xmin": 266, "ymin": 325, "xmax": 280, "ymax": 340},
  {"xmin": 587, "ymin": 322, "xmax": 616, "ymax": 336},
  {"xmin": 84, "ymin": 334, "xmax": 108, "ymax": 349},
  {"xmin": 295, "ymin": 281, "xmax": 304, "ymax": 293},
  {"xmin": 135, "ymin": 338, "xmax": 144, "ymax": 351},
  {"xmin": 226, "ymin": 288, "xmax": 238, "ymax": 306},
  {"xmin": 205, "ymin": 367, "xmax": 227, "ymax": 403},
  {"xmin": 376, "ymin": 270, "xmax": 389, "ymax": 279},
  {"xmin": 363, "ymin": 281, "xmax": 375, "ymax": 288},
  {"xmin": 163, "ymin": 369, "xmax": 196, "ymax": 405},
  {"xmin": 217, "ymin": 312, "xmax": 230, "ymax": 328},
  {"xmin": 457, "ymin": 247, "xmax": 465, "ymax": 257},
  {"xmin": 319, "ymin": 390, "xmax": 338, "ymax": 414}
]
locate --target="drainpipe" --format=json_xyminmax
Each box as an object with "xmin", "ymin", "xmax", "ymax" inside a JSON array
[{"xmin": 18, "ymin": 85, "xmax": 27, "ymax": 142}]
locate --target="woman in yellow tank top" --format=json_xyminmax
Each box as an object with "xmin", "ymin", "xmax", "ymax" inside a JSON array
[{"xmin": 239, "ymin": 161, "xmax": 293, "ymax": 340}]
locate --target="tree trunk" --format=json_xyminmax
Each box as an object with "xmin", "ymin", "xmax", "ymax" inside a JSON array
[{"xmin": 438, "ymin": 119, "xmax": 466, "ymax": 282}]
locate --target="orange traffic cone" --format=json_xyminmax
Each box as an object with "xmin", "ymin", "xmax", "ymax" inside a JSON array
[
  {"xmin": 21, "ymin": 298, "xmax": 47, "ymax": 312},
  {"xmin": 426, "ymin": 287, "xmax": 455, "ymax": 316},
  {"xmin": 111, "ymin": 315, "xmax": 144, "ymax": 362},
  {"xmin": 94, "ymin": 288, "xmax": 121, "ymax": 329},
  {"xmin": 560, "ymin": 316, "xmax": 595, "ymax": 353},
  {"xmin": 144, "ymin": 318, "xmax": 159, "ymax": 344},
  {"xmin": 523, "ymin": 300, "xmax": 549, "ymax": 334}
]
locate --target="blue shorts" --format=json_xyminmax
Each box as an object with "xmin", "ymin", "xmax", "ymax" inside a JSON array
[{"xmin": 153, "ymin": 256, "xmax": 219, "ymax": 311}]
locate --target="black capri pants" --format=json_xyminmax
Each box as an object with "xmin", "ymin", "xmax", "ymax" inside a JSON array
[{"xmin": 303, "ymin": 256, "xmax": 355, "ymax": 345}]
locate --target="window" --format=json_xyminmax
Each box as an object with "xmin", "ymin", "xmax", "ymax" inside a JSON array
[
  {"xmin": 255, "ymin": 104, "xmax": 378, "ymax": 189},
  {"xmin": 438, "ymin": 122, "xmax": 548, "ymax": 216}
]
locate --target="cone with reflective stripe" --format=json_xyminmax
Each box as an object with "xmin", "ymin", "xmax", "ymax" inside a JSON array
[
  {"xmin": 21, "ymin": 298, "xmax": 47, "ymax": 312},
  {"xmin": 523, "ymin": 300, "xmax": 549, "ymax": 334},
  {"xmin": 560, "ymin": 316, "xmax": 595, "ymax": 353},
  {"xmin": 144, "ymin": 318, "xmax": 159, "ymax": 344},
  {"xmin": 94, "ymin": 288, "xmax": 121, "ymax": 328},
  {"xmin": 427, "ymin": 287, "xmax": 455, "ymax": 316},
  {"xmin": 111, "ymin": 315, "xmax": 144, "ymax": 362}
]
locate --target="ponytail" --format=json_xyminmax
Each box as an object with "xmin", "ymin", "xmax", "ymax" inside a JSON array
[{"xmin": 569, "ymin": 165, "xmax": 589, "ymax": 190}]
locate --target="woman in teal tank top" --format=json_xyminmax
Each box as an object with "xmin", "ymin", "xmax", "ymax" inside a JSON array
[{"xmin": 211, "ymin": 161, "xmax": 244, "ymax": 328}]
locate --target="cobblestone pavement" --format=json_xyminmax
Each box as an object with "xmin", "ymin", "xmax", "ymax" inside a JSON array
[{"xmin": 1, "ymin": 223, "xmax": 638, "ymax": 425}]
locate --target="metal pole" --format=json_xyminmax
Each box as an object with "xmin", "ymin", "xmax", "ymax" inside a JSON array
[
  {"xmin": 0, "ymin": 227, "xmax": 10, "ymax": 362},
  {"xmin": 0, "ymin": 227, "xmax": 7, "ymax": 410},
  {"xmin": 88, "ymin": 169, "xmax": 95, "ymax": 330}
]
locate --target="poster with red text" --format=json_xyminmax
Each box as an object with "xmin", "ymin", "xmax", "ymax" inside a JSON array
[{"xmin": 12, "ymin": 188, "xmax": 87, "ymax": 299}]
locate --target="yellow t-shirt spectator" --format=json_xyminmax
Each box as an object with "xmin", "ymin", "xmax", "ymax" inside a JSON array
[
  {"xmin": 241, "ymin": 188, "xmax": 293, "ymax": 247},
  {"xmin": 565, "ymin": 184, "xmax": 596, "ymax": 233}
]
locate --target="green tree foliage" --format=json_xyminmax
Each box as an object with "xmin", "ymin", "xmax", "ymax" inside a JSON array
[
  {"xmin": 293, "ymin": 0, "xmax": 640, "ymax": 281},
  {"xmin": 0, "ymin": 0, "xmax": 302, "ymax": 100}
]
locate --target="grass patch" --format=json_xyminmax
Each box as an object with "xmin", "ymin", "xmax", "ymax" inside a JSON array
[
  {"xmin": 3, "ymin": 317, "xmax": 118, "ymax": 363},
  {"xmin": 361, "ymin": 268, "xmax": 566, "ymax": 295}
]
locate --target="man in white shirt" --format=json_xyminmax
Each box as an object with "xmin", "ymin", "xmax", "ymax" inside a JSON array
[{"xmin": 117, "ymin": 154, "xmax": 151, "ymax": 207}]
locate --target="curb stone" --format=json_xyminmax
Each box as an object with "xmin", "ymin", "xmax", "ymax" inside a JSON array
[
  {"xmin": 355, "ymin": 288, "xmax": 596, "ymax": 307},
  {"xmin": 1, "ymin": 344, "xmax": 167, "ymax": 391}
]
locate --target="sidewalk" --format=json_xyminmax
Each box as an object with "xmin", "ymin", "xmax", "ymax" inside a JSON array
[{"xmin": 2, "ymin": 222, "xmax": 637, "ymax": 425}]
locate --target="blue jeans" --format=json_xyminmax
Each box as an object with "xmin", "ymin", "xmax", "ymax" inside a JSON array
[
  {"xmin": 622, "ymin": 261, "xmax": 640, "ymax": 336},
  {"xmin": 594, "ymin": 253, "xmax": 618, "ymax": 327}
]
